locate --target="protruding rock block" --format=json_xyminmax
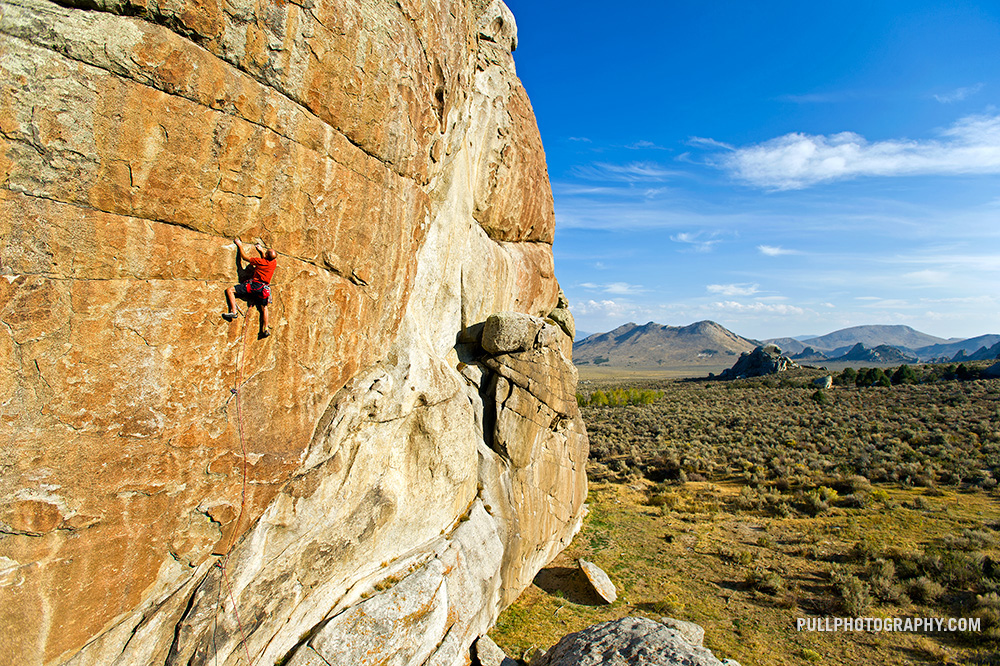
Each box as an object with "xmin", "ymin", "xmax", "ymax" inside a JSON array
[{"xmin": 482, "ymin": 311, "xmax": 545, "ymax": 354}]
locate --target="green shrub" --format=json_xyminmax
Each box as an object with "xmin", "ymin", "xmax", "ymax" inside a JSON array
[
  {"xmin": 833, "ymin": 570, "xmax": 872, "ymax": 615},
  {"xmin": 908, "ymin": 576, "xmax": 944, "ymax": 603},
  {"xmin": 746, "ymin": 568, "xmax": 785, "ymax": 595}
]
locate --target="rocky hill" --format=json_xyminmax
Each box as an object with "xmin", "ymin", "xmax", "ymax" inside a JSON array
[
  {"xmin": 574, "ymin": 321, "xmax": 757, "ymax": 368},
  {"xmin": 0, "ymin": 2, "xmax": 587, "ymax": 665},
  {"xmin": 948, "ymin": 341, "xmax": 1000, "ymax": 362},
  {"xmin": 789, "ymin": 346, "xmax": 829, "ymax": 362},
  {"xmin": 828, "ymin": 343, "xmax": 918, "ymax": 365}
]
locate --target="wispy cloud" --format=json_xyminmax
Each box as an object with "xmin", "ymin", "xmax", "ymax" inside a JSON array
[
  {"xmin": 568, "ymin": 136, "xmax": 592, "ymax": 143},
  {"xmin": 572, "ymin": 161, "xmax": 682, "ymax": 182},
  {"xmin": 758, "ymin": 244, "xmax": 801, "ymax": 256},
  {"xmin": 775, "ymin": 90, "xmax": 859, "ymax": 104},
  {"xmin": 933, "ymin": 83, "xmax": 984, "ymax": 104},
  {"xmin": 580, "ymin": 281, "xmax": 646, "ymax": 295},
  {"xmin": 902, "ymin": 269, "xmax": 949, "ymax": 284},
  {"xmin": 707, "ymin": 113, "xmax": 1000, "ymax": 190},
  {"xmin": 688, "ymin": 136, "xmax": 734, "ymax": 150},
  {"xmin": 671, "ymin": 231, "xmax": 724, "ymax": 252},
  {"xmin": 707, "ymin": 283, "xmax": 760, "ymax": 296},
  {"xmin": 627, "ymin": 140, "xmax": 670, "ymax": 150}
]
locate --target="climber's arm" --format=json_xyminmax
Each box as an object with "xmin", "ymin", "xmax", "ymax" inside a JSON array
[{"xmin": 234, "ymin": 238, "xmax": 252, "ymax": 263}]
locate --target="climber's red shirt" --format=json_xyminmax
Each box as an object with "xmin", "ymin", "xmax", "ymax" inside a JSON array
[{"xmin": 246, "ymin": 256, "xmax": 277, "ymax": 284}]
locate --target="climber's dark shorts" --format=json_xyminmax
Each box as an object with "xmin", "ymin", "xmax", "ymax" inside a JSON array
[{"xmin": 234, "ymin": 281, "xmax": 271, "ymax": 305}]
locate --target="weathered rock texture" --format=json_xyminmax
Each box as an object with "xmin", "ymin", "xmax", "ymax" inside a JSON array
[
  {"xmin": 531, "ymin": 617, "xmax": 740, "ymax": 666},
  {"xmin": 0, "ymin": 1, "xmax": 588, "ymax": 664}
]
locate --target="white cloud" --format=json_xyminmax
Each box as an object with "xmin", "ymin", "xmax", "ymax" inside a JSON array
[
  {"xmin": 711, "ymin": 113, "xmax": 1000, "ymax": 189},
  {"xmin": 707, "ymin": 283, "xmax": 760, "ymax": 296},
  {"xmin": 574, "ymin": 299, "xmax": 624, "ymax": 316},
  {"xmin": 568, "ymin": 136, "xmax": 592, "ymax": 143},
  {"xmin": 934, "ymin": 84, "xmax": 984, "ymax": 104},
  {"xmin": 710, "ymin": 301, "xmax": 806, "ymax": 315},
  {"xmin": 758, "ymin": 244, "xmax": 801, "ymax": 256},
  {"xmin": 573, "ymin": 299, "xmax": 653, "ymax": 320}
]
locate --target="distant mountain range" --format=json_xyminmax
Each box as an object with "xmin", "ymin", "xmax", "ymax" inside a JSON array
[
  {"xmin": 766, "ymin": 325, "xmax": 1000, "ymax": 362},
  {"xmin": 767, "ymin": 325, "xmax": 950, "ymax": 356},
  {"xmin": 574, "ymin": 321, "xmax": 1000, "ymax": 369},
  {"xmin": 573, "ymin": 321, "xmax": 757, "ymax": 368}
]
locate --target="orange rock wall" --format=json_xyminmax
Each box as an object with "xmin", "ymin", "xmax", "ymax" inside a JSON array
[{"xmin": 0, "ymin": 0, "xmax": 582, "ymax": 664}]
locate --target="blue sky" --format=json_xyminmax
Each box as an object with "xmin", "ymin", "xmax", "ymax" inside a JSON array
[{"xmin": 503, "ymin": 0, "xmax": 1000, "ymax": 341}]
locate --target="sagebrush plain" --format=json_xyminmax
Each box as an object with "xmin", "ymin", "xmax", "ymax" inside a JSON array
[{"xmin": 492, "ymin": 362, "xmax": 1000, "ymax": 665}]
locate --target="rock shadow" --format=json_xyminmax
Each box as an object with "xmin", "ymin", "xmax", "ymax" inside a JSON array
[{"xmin": 533, "ymin": 566, "xmax": 606, "ymax": 606}]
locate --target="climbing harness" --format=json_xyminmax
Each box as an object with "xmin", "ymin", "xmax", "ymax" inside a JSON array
[{"xmin": 245, "ymin": 280, "xmax": 271, "ymax": 304}]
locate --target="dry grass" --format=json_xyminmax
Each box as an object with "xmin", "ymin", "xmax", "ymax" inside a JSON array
[{"xmin": 492, "ymin": 482, "xmax": 1000, "ymax": 665}]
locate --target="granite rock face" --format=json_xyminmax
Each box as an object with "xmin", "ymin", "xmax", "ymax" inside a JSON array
[{"xmin": 0, "ymin": 1, "xmax": 587, "ymax": 664}]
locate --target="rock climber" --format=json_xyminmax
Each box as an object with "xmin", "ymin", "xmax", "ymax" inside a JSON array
[{"xmin": 223, "ymin": 237, "xmax": 276, "ymax": 338}]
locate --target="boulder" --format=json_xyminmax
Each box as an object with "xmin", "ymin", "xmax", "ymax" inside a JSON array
[
  {"xmin": 531, "ymin": 617, "xmax": 733, "ymax": 666},
  {"xmin": 813, "ymin": 375, "xmax": 833, "ymax": 389},
  {"xmin": 474, "ymin": 635, "xmax": 519, "ymax": 666},
  {"xmin": 578, "ymin": 559, "xmax": 617, "ymax": 603},
  {"xmin": 719, "ymin": 345, "xmax": 798, "ymax": 380}
]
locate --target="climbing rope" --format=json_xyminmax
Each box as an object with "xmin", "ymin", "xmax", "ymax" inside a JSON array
[
  {"xmin": 213, "ymin": 308, "xmax": 255, "ymax": 665},
  {"xmin": 219, "ymin": 558, "xmax": 253, "ymax": 666},
  {"xmin": 212, "ymin": 279, "xmax": 280, "ymax": 665}
]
